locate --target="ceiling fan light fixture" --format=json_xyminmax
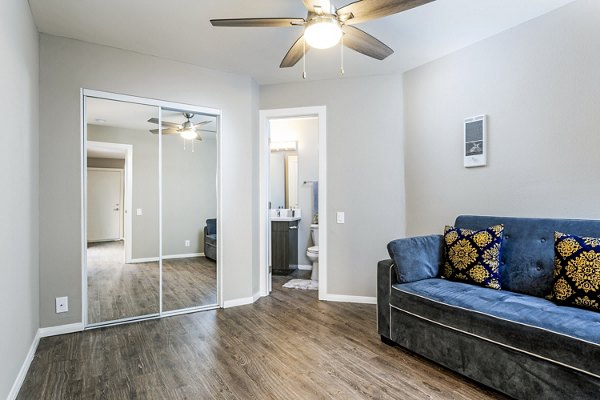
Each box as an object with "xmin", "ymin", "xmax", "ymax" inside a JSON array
[
  {"xmin": 304, "ymin": 16, "xmax": 342, "ymax": 49},
  {"xmin": 180, "ymin": 129, "xmax": 198, "ymax": 140}
]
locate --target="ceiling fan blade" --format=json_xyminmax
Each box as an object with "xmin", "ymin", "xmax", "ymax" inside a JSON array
[
  {"xmin": 195, "ymin": 120, "xmax": 212, "ymax": 126},
  {"xmin": 210, "ymin": 18, "xmax": 305, "ymax": 27},
  {"xmin": 150, "ymin": 128, "xmax": 179, "ymax": 135},
  {"xmin": 303, "ymin": 0, "xmax": 334, "ymax": 14},
  {"xmin": 147, "ymin": 118, "xmax": 181, "ymax": 129},
  {"xmin": 342, "ymin": 25, "xmax": 393, "ymax": 60},
  {"xmin": 338, "ymin": 0, "xmax": 435, "ymax": 25},
  {"xmin": 280, "ymin": 35, "xmax": 310, "ymax": 68}
]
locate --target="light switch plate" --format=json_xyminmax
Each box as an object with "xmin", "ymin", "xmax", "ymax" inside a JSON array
[
  {"xmin": 336, "ymin": 212, "xmax": 345, "ymax": 224},
  {"xmin": 56, "ymin": 296, "xmax": 68, "ymax": 313},
  {"xmin": 136, "ymin": 208, "xmax": 143, "ymax": 216}
]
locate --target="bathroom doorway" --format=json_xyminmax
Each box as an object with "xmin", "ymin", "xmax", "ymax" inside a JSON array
[{"xmin": 258, "ymin": 106, "xmax": 327, "ymax": 300}]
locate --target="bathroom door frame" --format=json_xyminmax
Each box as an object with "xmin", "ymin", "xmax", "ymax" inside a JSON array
[
  {"xmin": 258, "ymin": 106, "xmax": 327, "ymax": 300},
  {"xmin": 81, "ymin": 88, "xmax": 224, "ymax": 328}
]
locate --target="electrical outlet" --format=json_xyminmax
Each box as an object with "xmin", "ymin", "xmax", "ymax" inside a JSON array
[
  {"xmin": 336, "ymin": 212, "xmax": 345, "ymax": 224},
  {"xmin": 55, "ymin": 296, "xmax": 68, "ymax": 313},
  {"xmin": 185, "ymin": 240, "xmax": 191, "ymax": 247},
  {"xmin": 136, "ymin": 208, "xmax": 143, "ymax": 216}
]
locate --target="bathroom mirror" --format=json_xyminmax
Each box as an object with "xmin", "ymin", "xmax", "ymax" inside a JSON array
[
  {"xmin": 161, "ymin": 108, "xmax": 218, "ymax": 311},
  {"xmin": 85, "ymin": 97, "xmax": 160, "ymax": 325},
  {"xmin": 270, "ymin": 152, "xmax": 299, "ymax": 209}
]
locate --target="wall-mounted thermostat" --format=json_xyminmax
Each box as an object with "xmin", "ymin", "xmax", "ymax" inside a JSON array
[{"xmin": 464, "ymin": 115, "xmax": 487, "ymax": 168}]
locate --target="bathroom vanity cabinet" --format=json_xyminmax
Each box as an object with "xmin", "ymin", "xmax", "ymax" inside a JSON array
[{"xmin": 271, "ymin": 220, "xmax": 298, "ymax": 275}]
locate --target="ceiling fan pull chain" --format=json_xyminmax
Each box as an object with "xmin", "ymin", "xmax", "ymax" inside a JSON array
[
  {"xmin": 340, "ymin": 32, "xmax": 345, "ymax": 76},
  {"xmin": 192, "ymin": 139, "xmax": 195, "ymax": 153},
  {"xmin": 303, "ymin": 37, "xmax": 307, "ymax": 79},
  {"xmin": 183, "ymin": 138, "xmax": 187, "ymax": 151}
]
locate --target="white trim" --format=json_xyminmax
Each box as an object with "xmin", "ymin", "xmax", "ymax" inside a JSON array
[
  {"xmin": 223, "ymin": 294, "xmax": 261, "ymax": 309},
  {"xmin": 39, "ymin": 322, "xmax": 84, "ymax": 338},
  {"xmin": 297, "ymin": 264, "xmax": 313, "ymax": 271},
  {"xmin": 129, "ymin": 253, "xmax": 205, "ymax": 263},
  {"xmin": 323, "ymin": 294, "xmax": 377, "ymax": 304},
  {"xmin": 7, "ymin": 330, "xmax": 40, "ymax": 400},
  {"xmin": 158, "ymin": 106, "xmax": 163, "ymax": 315},
  {"xmin": 259, "ymin": 106, "xmax": 327, "ymax": 300}
]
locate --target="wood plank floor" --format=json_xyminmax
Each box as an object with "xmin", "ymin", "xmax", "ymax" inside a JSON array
[
  {"xmin": 87, "ymin": 241, "xmax": 216, "ymax": 324},
  {"xmin": 19, "ymin": 276, "xmax": 507, "ymax": 399}
]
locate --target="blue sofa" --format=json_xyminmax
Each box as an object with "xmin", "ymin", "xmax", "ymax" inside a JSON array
[
  {"xmin": 204, "ymin": 218, "xmax": 217, "ymax": 261},
  {"xmin": 378, "ymin": 215, "xmax": 600, "ymax": 400}
]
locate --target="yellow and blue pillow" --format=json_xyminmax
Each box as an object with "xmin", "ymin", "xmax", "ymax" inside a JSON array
[
  {"xmin": 550, "ymin": 232, "xmax": 600, "ymax": 311},
  {"xmin": 442, "ymin": 225, "xmax": 504, "ymax": 290}
]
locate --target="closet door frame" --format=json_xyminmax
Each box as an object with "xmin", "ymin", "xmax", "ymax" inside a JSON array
[{"xmin": 81, "ymin": 88, "xmax": 223, "ymax": 328}]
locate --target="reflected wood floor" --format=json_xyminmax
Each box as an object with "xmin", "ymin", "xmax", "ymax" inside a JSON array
[
  {"xmin": 87, "ymin": 241, "xmax": 216, "ymax": 324},
  {"xmin": 20, "ymin": 276, "xmax": 506, "ymax": 400}
]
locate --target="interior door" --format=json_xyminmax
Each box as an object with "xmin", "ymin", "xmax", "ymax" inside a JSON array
[{"xmin": 87, "ymin": 168, "xmax": 122, "ymax": 241}]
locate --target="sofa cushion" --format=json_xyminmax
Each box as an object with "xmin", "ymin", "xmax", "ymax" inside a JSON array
[
  {"xmin": 454, "ymin": 216, "xmax": 600, "ymax": 298},
  {"xmin": 387, "ymin": 235, "xmax": 443, "ymax": 283},
  {"xmin": 205, "ymin": 234, "xmax": 217, "ymax": 247},
  {"xmin": 390, "ymin": 278, "xmax": 600, "ymax": 377},
  {"xmin": 550, "ymin": 232, "xmax": 600, "ymax": 312},
  {"xmin": 442, "ymin": 225, "xmax": 504, "ymax": 289}
]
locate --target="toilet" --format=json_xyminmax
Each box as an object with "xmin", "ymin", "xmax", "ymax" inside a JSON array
[{"xmin": 306, "ymin": 224, "xmax": 319, "ymax": 281}]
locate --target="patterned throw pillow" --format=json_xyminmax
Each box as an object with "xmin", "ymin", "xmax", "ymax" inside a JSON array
[
  {"xmin": 442, "ymin": 225, "xmax": 504, "ymax": 290},
  {"xmin": 550, "ymin": 232, "xmax": 600, "ymax": 311}
]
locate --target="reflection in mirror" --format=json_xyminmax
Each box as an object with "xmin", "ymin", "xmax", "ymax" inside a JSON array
[
  {"xmin": 86, "ymin": 97, "xmax": 160, "ymax": 324},
  {"xmin": 159, "ymin": 108, "xmax": 218, "ymax": 311},
  {"xmin": 270, "ymin": 152, "xmax": 299, "ymax": 209}
]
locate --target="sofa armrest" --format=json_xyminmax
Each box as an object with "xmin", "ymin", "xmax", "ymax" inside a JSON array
[
  {"xmin": 386, "ymin": 234, "xmax": 444, "ymax": 283},
  {"xmin": 377, "ymin": 259, "xmax": 396, "ymax": 339}
]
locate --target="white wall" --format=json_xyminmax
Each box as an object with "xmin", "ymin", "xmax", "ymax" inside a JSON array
[
  {"xmin": 39, "ymin": 34, "xmax": 258, "ymax": 328},
  {"xmin": 261, "ymin": 74, "xmax": 406, "ymax": 298},
  {"xmin": 404, "ymin": 0, "xmax": 600, "ymax": 235},
  {"xmin": 0, "ymin": 0, "xmax": 39, "ymax": 397}
]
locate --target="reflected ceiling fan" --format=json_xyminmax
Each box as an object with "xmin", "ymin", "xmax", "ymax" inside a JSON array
[
  {"xmin": 147, "ymin": 113, "xmax": 214, "ymax": 141},
  {"xmin": 211, "ymin": 0, "xmax": 435, "ymax": 72}
]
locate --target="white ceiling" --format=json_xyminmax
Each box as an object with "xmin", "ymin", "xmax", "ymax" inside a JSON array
[
  {"xmin": 29, "ymin": 0, "xmax": 575, "ymax": 85},
  {"xmin": 86, "ymin": 97, "xmax": 217, "ymax": 139}
]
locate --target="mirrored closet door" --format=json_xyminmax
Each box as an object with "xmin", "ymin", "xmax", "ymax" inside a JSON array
[
  {"xmin": 84, "ymin": 93, "xmax": 220, "ymax": 327},
  {"xmin": 85, "ymin": 97, "xmax": 160, "ymax": 325},
  {"xmin": 161, "ymin": 107, "xmax": 218, "ymax": 312}
]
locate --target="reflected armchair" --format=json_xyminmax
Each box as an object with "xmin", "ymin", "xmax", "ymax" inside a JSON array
[{"xmin": 204, "ymin": 218, "xmax": 217, "ymax": 261}]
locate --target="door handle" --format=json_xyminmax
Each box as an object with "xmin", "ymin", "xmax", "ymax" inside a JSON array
[
  {"xmin": 289, "ymin": 226, "xmax": 298, "ymax": 230},
  {"xmin": 113, "ymin": 208, "xmax": 120, "ymax": 211}
]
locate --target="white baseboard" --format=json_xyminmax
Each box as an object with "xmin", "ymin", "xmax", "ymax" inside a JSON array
[
  {"xmin": 322, "ymin": 294, "xmax": 377, "ymax": 304},
  {"xmin": 7, "ymin": 330, "xmax": 41, "ymax": 400},
  {"xmin": 297, "ymin": 264, "xmax": 313, "ymax": 271},
  {"xmin": 223, "ymin": 293, "xmax": 261, "ymax": 309},
  {"xmin": 38, "ymin": 322, "xmax": 84, "ymax": 338},
  {"xmin": 129, "ymin": 253, "xmax": 204, "ymax": 263}
]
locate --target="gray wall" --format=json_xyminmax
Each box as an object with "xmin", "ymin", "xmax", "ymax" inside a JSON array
[
  {"xmin": 39, "ymin": 34, "xmax": 258, "ymax": 328},
  {"xmin": 87, "ymin": 157, "xmax": 125, "ymax": 169},
  {"xmin": 88, "ymin": 124, "xmax": 216, "ymax": 258},
  {"xmin": 270, "ymin": 117, "xmax": 319, "ymax": 266},
  {"xmin": 0, "ymin": 0, "xmax": 39, "ymax": 397},
  {"xmin": 404, "ymin": 0, "xmax": 600, "ymax": 235},
  {"xmin": 261, "ymin": 73, "xmax": 406, "ymax": 297}
]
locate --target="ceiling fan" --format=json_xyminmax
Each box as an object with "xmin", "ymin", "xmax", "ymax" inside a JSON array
[
  {"xmin": 210, "ymin": 0, "xmax": 436, "ymax": 70},
  {"xmin": 147, "ymin": 113, "xmax": 214, "ymax": 141}
]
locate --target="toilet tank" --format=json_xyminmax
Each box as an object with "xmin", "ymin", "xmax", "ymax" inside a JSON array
[{"xmin": 310, "ymin": 224, "xmax": 319, "ymax": 245}]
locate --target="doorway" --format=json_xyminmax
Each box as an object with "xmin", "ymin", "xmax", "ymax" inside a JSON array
[{"xmin": 259, "ymin": 106, "xmax": 327, "ymax": 300}]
